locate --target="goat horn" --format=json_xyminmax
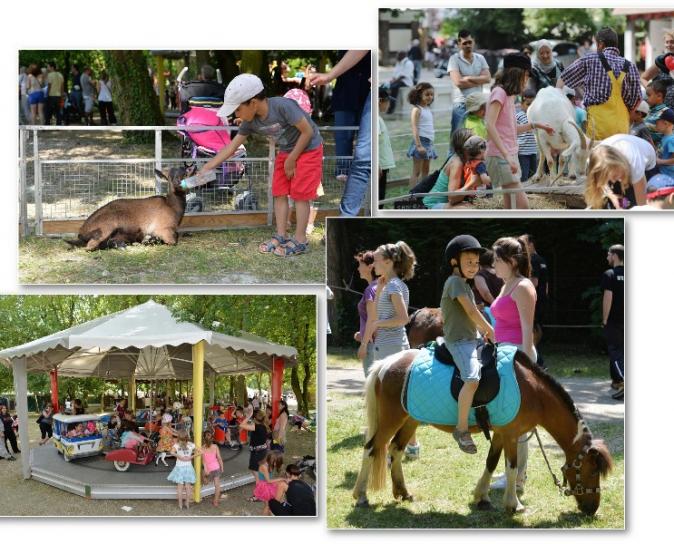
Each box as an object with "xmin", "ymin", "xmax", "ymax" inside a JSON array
[{"xmin": 570, "ymin": 121, "xmax": 587, "ymax": 151}]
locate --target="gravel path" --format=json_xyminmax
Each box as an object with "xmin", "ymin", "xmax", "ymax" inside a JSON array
[{"xmin": 327, "ymin": 365, "xmax": 624, "ymax": 424}]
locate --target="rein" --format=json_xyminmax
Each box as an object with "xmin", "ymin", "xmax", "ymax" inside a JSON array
[{"xmin": 534, "ymin": 428, "xmax": 601, "ymax": 497}]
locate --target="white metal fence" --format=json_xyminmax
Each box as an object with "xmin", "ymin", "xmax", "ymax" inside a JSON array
[{"xmin": 18, "ymin": 125, "xmax": 359, "ymax": 236}]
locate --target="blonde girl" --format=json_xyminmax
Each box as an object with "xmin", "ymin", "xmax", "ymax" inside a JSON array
[
  {"xmin": 368, "ymin": 241, "xmax": 420, "ymax": 457},
  {"xmin": 166, "ymin": 430, "xmax": 197, "ymax": 510},
  {"xmin": 585, "ymin": 134, "xmax": 653, "ymax": 208},
  {"xmin": 406, "ymin": 82, "xmax": 438, "ymax": 188}
]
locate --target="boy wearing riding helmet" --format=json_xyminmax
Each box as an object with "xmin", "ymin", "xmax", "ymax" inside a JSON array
[{"xmin": 442, "ymin": 235, "xmax": 494, "ymax": 454}]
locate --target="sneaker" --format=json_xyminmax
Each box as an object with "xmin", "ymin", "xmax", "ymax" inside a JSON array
[
  {"xmin": 452, "ymin": 429, "xmax": 477, "ymax": 454},
  {"xmin": 612, "ymin": 386, "xmax": 624, "ymax": 401},
  {"xmin": 610, "ymin": 381, "xmax": 623, "ymax": 390},
  {"xmin": 490, "ymin": 474, "xmax": 507, "ymax": 490},
  {"xmin": 404, "ymin": 443, "xmax": 420, "ymax": 459}
]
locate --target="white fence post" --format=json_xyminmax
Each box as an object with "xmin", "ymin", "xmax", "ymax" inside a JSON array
[
  {"xmin": 155, "ymin": 130, "xmax": 163, "ymax": 194},
  {"xmin": 19, "ymin": 129, "xmax": 28, "ymax": 237},
  {"xmin": 267, "ymin": 139, "xmax": 275, "ymax": 227},
  {"xmin": 33, "ymin": 129, "xmax": 43, "ymax": 236}
]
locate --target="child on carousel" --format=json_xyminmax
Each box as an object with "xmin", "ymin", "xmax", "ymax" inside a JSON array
[{"xmin": 442, "ymin": 235, "xmax": 494, "ymax": 454}]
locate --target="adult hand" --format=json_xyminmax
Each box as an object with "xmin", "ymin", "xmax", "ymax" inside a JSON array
[
  {"xmin": 309, "ymin": 73, "xmax": 331, "ymax": 86},
  {"xmin": 538, "ymin": 123, "xmax": 555, "ymax": 135},
  {"xmin": 284, "ymin": 157, "xmax": 296, "ymax": 179},
  {"xmin": 357, "ymin": 343, "xmax": 367, "ymax": 361},
  {"xmin": 354, "ymin": 331, "xmax": 362, "ymax": 342}
]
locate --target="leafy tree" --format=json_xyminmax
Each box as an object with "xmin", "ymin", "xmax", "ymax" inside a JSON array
[{"xmin": 442, "ymin": 8, "xmax": 527, "ymax": 49}]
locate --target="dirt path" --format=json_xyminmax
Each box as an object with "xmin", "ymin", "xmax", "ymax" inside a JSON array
[{"xmin": 327, "ymin": 365, "xmax": 624, "ymax": 424}]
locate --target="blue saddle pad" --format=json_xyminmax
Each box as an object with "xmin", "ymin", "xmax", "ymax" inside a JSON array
[{"xmin": 403, "ymin": 344, "xmax": 521, "ymax": 427}]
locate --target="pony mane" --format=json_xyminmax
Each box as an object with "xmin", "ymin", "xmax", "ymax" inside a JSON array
[
  {"xmin": 515, "ymin": 353, "xmax": 591, "ymax": 441},
  {"xmin": 590, "ymin": 438, "xmax": 614, "ymax": 477}
]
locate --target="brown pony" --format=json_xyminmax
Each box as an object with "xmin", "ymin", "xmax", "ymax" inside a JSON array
[{"xmin": 353, "ymin": 317, "xmax": 614, "ymax": 514}]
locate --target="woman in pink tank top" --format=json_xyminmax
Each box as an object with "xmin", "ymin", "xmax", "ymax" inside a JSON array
[
  {"xmin": 492, "ymin": 236, "xmax": 537, "ymax": 361},
  {"xmin": 490, "ymin": 236, "xmax": 537, "ymax": 494}
]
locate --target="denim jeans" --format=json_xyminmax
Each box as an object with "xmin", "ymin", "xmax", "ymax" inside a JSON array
[
  {"xmin": 518, "ymin": 153, "xmax": 538, "ymax": 182},
  {"xmin": 334, "ymin": 110, "xmax": 359, "ymax": 177},
  {"xmin": 450, "ymin": 101, "xmax": 467, "ymax": 138},
  {"xmin": 340, "ymin": 90, "xmax": 371, "ymax": 216}
]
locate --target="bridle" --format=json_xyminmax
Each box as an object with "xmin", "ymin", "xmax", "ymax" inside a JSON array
[{"xmin": 534, "ymin": 429, "xmax": 601, "ymax": 497}]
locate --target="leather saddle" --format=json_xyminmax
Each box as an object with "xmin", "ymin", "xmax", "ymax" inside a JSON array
[{"xmin": 433, "ymin": 337, "xmax": 500, "ymax": 407}]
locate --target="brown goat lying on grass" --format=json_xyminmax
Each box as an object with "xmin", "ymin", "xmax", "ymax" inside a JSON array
[{"xmin": 65, "ymin": 166, "xmax": 193, "ymax": 251}]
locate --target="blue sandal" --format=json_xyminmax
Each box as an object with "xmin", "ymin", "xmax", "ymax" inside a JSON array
[
  {"xmin": 273, "ymin": 238, "xmax": 309, "ymax": 257},
  {"xmin": 259, "ymin": 234, "xmax": 288, "ymax": 254}
]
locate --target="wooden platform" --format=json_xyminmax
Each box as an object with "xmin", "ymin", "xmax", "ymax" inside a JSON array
[{"xmin": 30, "ymin": 443, "xmax": 253, "ymax": 500}]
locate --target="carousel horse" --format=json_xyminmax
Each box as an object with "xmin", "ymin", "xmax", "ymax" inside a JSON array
[{"xmin": 353, "ymin": 310, "xmax": 613, "ymax": 515}]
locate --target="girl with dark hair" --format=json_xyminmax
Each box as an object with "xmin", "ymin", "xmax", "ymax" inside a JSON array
[
  {"xmin": 407, "ymin": 82, "xmax": 438, "ymax": 188},
  {"xmin": 354, "ymin": 250, "xmax": 378, "ymax": 376},
  {"xmin": 241, "ymin": 409, "xmax": 271, "ymax": 499},
  {"xmin": 490, "ymin": 235, "xmax": 537, "ymax": 493},
  {"xmin": 37, "ymin": 402, "xmax": 54, "ymax": 445},
  {"xmin": 253, "ymin": 450, "xmax": 285, "ymax": 515},
  {"xmin": 423, "ymin": 128, "xmax": 475, "ymax": 208},
  {"xmin": 485, "ymin": 54, "xmax": 554, "ymax": 209}
]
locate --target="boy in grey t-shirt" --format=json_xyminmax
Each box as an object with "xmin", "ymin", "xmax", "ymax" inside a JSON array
[{"xmin": 203, "ymin": 74, "xmax": 323, "ymax": 257}]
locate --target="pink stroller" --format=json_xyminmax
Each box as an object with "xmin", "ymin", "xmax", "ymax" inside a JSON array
[{"xmin": 176, "ymin": 105, "xmax": 247, "ymax": 188}]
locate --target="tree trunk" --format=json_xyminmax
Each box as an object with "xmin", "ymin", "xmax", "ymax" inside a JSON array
[
  {"xmin": 105, "ymin": 50, "xmax": 163, "ymax": 142},
  {"xmin": 235, "ymin": 375, "xmax": 247, "ymax": 406},
  {"xmin": 290, "ymin": 367, "xmax": 306, "ymax": 414},
  {"xmin": 213, "ymin": 50, "xmax": 240, "ymax": 84},
  {"xmin": 240, "ymin": 51, "xmax": 271, "ymax": 88}
]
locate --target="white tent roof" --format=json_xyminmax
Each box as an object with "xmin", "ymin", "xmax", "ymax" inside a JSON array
[{"xmin": 0, "ymin": 300, "xmax": 297, "ymax": 378}]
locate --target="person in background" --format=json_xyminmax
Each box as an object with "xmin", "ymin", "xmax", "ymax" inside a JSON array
[
  {"xmin": 448, "ymin": 29, "xmax": 491, "ymax": 136},
  {"xmin": 522, "ymin": 233, "xmax": 549, "ymax": 368},
  {"xmin": 527, "ymin": 39, "xmax": 564, "ymax": 94},
  {"xmin": 70, "ymin": 64, "xmax": 83, "ymax": 124},
  {"xmin": 268, "ymin": 464, "xmax": 316, "ymax": 516},
  {"xmin": 45, "ymin": 61, "xmax": 64, "ymax": 126},
  {"xmin": 378, "ymin": 87, "xmax": 396, "ymax": 202},
  {"xmin": 310, "ymin": 51, "xmax": 372, "ymax": 217},
  {"xmin": 601, "ymin": 245, "xmax": 624, "ymax": 400},
  {"xmin": 629, "ymin": 100, "xmax": 654, "ymax": 148},
  {"xmin": 26, "ymin": 64, "xmax": 45, "ymax": 125},
  {"xmin": 386, "ymin": 51, "xmax": 414, "ymax": 114},
  {"xmin": 463, "ymin": 92, "xmax": 488, "ymax": 139},
  {"xmin": 408, "ymin": 39, "xmax": 424, "ymax": 85},
  {"xmin": 516, "ymin": 88, "xmax": 538, "ymax": 182},
  {"xmin": 80, "ymin": 67, "xmax": 96, "ymax": 125},
  {"xmin": 563, "ymin": 86, "xmax": 587, "ymax": 132},
  {"xmin": 97, "ymin": 70, "xmax": 117, "ymax": 126},
  {"xmin": 655, "ymin": 108, "xmax": 674, "ymax": 178}
]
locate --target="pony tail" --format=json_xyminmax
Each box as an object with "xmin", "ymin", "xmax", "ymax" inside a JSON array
[
  {"xmin": 517, "ymin": 236, "xmax": 532, "ymax": 278},
  {"xmin": 394, "ymin": 241, "xmax": 417, "ymax": 281}
]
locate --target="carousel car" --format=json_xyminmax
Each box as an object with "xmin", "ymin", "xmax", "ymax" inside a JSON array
[{"xmin": 52, "ymin": 413, "xmax": 105, "ymax": 462}]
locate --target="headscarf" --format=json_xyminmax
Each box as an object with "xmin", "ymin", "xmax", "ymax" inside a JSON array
[{"xmin": 534, "ymin": 40, "xmax": 557, "ymax": 73}]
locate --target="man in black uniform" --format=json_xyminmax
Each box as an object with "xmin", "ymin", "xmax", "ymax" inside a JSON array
[
  {"xmin": 268, "ymin": 464, "xmax": 316, "ymax": 516},
  {"xmin": 523, "ymin": 234, "xmax": 548, "ymax": 368},
  {"xmin": 601, "ymin": 244, "xmax": 624, "ymax": 400}
]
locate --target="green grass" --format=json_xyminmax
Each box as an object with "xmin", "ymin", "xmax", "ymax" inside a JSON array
[
  {"xmin": 19, "ymin": 226, "xmax": 325, "ymax": 284},
  {"xmin": 326, "ymin": 389, "xmax": 624, "ymax": 529}
]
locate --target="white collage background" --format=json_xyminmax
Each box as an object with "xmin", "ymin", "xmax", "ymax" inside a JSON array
[{"xmin": 1, "ymin": 0, "xmax": 672, "ymax": 541}]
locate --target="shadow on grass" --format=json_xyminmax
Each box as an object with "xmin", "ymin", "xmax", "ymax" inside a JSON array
[
  {"xmin": 335, "ymin": 470, "xmax": 359, "ymax": 491},
  {"xmin": 329, "ymin": 433, "xmax": 364, "ymax": 453},
  {"xmin": 343, "ymin": 496, "xmax": 596, "ymax": 529}
]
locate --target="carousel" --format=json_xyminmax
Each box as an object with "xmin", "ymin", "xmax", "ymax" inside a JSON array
[{"xmin": 0, "ymin": 300, "xmax": 297, "ymax": 502}]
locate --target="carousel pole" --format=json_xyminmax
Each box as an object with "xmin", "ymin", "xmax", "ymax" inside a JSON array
[
  {"xmin": 12, "ymin": 357, "xmax": 31, "ymax": 479},
  {"xmin": 192, "ymin": 341, "xmax": 205, "ymax": 503},
  {"xmin": 49, "ymin": 368, "xmax": 59, "ymax": 412},
  {"xmin": 271, "ymin": 356, "xmax": 285, "ymax": 428},
  {"xmin": 129, "ymin": 374, "xmax": 137, "ymax": 412}
]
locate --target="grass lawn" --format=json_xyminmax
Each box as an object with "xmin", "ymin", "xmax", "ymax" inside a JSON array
[
  {"xmin": 326, "ymin": 349, "xmax": 624, "ymax": 529},
  {"xmin": 1, "ymin": 414, "xmax": 316, "ymax": 516},
  {"xmin": 19, "ymin": 226, "xmax": 325, "ymax": 284}
]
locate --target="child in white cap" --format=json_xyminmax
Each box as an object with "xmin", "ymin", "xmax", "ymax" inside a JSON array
[{"xmin": 203, "ymin": 74, "xmax": 323, "ymax": 256}]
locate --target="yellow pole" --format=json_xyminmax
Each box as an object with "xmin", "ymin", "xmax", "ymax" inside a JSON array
[
  {"xmin": 129, "ymin": 375, "xmax": 136, "ymax": 412},
  {"xmin": 192, "ymin": 341, "xmax": 205, "ymax": 503}
]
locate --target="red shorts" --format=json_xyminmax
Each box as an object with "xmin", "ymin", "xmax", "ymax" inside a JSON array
[{"xmin": 272, "ymin": 144, "xmax": 323, "ymax": 201}]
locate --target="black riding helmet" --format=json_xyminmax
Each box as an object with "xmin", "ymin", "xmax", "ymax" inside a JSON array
[{"xmin": 445, "ymin": 235, "xmax": 488, "ymax": 277}]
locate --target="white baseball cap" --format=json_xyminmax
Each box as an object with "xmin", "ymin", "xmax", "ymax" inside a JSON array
[
  {"xmin": 635, "ymin": 100, "xmax": 650, "ymax": 115},
  {"xmin": 217, "ymin": 74, "xmax": 265, "ymax": 118}
]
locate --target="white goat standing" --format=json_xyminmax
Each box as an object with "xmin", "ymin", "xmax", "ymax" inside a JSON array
[{"xmin": 526, "ymin": 87, "xmax": 593, "ymax": 185}]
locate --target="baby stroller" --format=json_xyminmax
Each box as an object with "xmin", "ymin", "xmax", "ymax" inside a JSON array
[{"xmin": 176, "ymin": 68, "xmax": 256, "ymax": 212}]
